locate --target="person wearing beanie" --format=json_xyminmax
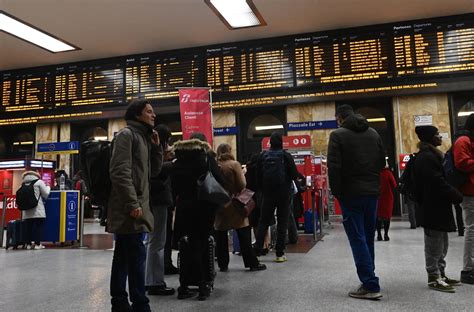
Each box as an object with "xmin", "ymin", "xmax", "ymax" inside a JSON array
[
  {"xmin": 327, "ymin": 104, "xmax": 385, "ymax": 300},
  {"xmin": 254, "ymin": 131, "xmax": 299, "ymax": 263},
  {"xmin": 453, "ymin": 113, "xmax": 474, "ymax": 285},
  {"xmin": 413, "ymin": 125, "xmax": 463, "ymax": 293}
]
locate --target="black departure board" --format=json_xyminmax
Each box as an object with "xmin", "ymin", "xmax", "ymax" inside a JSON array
[
  {"xmin": 1, "ymin": 71, "xmax": 53, "ymax": 112},
  {"xmin": 125, "ymin": 54, "xmax": 201, "ymax": 100},
  {"xmin": 53, "ymin": 62, "xmax": 123, "ymax": 107},
  {"xmin": 206, "ymin": 43, "xmax": 293, "ymax": 92},
  {"xmin": 294, "ymin": 31, "xmax": 390, "ymax": 86},
  {"xmin": 392, "ymin": 19, "xmax": 474, "ymax": 77},
  {"xmin": 1, "ymin": 13, "xmax": 474, "ymax": 119}
]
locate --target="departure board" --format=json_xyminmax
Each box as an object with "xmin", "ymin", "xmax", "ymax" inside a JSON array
[
  {"xmin": 125, "ymin": 54, "xmax": 201, "ymax": 100},
  {"xmin": 53, "ymin": 62, "xmax": 123, "ymax": 107},
  {"xmin": 206, "ymin": 43, "xmax": 293, "ymax": 92},
  {"xmin": 393, "ymin": 19, "xmax": 474, "ymax": 77},
  {"xmin": 294, "ymin": 31, "xmax": 390, "ymax": 86},
  {"xmin": 1, "ymin": 71, "xmax": 53, "ymax": 112}
]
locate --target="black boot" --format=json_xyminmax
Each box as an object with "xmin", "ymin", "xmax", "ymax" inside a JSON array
[
  {"xmin": 376, "ymin": 219, "xmax": 383, "ymax": 241},
  {"xmin": 177, "ymin": 286, "xmax": 195, "ymax": 300},
  {"xmin": 198, "ymin": 283, "xmax": 212, "ymax": 301},
  {"xmin": 383, "ymin": 220, "xmax": 390, "ymax": 241}
]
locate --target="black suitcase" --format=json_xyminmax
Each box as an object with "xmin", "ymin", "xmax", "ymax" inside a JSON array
[
  {"xmin": 178, "ymin": 235, "xmax": 216, "ymax": 288},
  {"xmin": 6, "ymin": 220, "xmax": 29, "ymax": 250}
]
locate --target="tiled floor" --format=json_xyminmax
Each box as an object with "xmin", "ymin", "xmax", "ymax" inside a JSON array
[{"xmin": 0, "ymin": 221, "xmax": 471, "ymax": 311}]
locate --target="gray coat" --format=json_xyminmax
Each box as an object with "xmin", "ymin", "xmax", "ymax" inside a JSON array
[
  {"xmin": 107, "ymin": 120, "xmax": 163, "ymax": 234},
  {"xmin": 327, "ymin": 114, "xmax": 385, "ymax": 198}
]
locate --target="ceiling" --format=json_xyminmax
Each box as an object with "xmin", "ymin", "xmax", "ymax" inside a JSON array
[{"xmin": 1, "ymin": 0, "xmax": 474, "ymax": 71}]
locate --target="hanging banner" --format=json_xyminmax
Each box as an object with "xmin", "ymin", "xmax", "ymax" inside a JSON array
[{"xmin": 179, "ymin": 89, "xmax": 213, "ymax": 145}]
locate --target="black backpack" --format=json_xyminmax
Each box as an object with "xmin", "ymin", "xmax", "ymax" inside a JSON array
[
  {"xmin": 16, "ymin": 179, "xmax": 40, "ymax": 211},
  {"xmin": 443, "ymin": 146, "xmax": 468, "ymax": 189},
  {"xmin": 397, "ymin": 154, "xmax": 418, "ymax": 202},
  {"xmin": 80, "ymin": 127, "xmax": 138, "ymax": 206},
  {"xmin": 262, "ymin": 150, "xmax": 287, "ymax": 191},
  {"xmin": 80, "ymin": 140, "xmax": 112, "ymax": 206}
]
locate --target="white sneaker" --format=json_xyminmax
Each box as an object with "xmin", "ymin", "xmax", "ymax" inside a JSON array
[{"xmin": 34, "ymin": 244, "xmax": 45, "ymax": 250}]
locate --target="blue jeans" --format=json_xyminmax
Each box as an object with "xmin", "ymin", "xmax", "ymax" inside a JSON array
[
  {"xmin": 339, "ymin": 195, "xmax": 380, "ymax": 292},
  {"xmin": 111, "ymin": 233, "xmax": 150, "ymax": 312}
]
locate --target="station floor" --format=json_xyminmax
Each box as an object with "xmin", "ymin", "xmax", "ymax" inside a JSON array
[{"xmin": 0, "ymin": 220, "xmax": 472, "ymax": 312}]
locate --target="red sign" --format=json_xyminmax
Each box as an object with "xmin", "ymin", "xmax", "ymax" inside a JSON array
[
  {"xmin": 262, "ymin": 135, "xmax": 311, "ymax": 150},
  {"xmin": 399, "ymin": 154, "xmax": 412, "ymax": 170},
  {"xmin": 179, "ymin": 89, "xmax": 213, "ymax": 146},
  {"xmin": 0, "ymin": 195, "xmax": 21, "ymax": 224}
]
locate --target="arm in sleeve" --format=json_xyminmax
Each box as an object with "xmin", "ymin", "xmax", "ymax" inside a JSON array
[
  {"xmin": 38, "ymin": 180, "xmax": 50, "ymax": 199},
  {"xmin": 327, "ymin": 132, "xmax": 342, "ymax": 197},
  {"xmin": 454, "ymin": 138, "xmax": 474, "ymax": 172},
  {"xmin": 256, "ymin": 152, "xmax": 264, "ymax": 190},
  {"xmin": 377, "ymin": 137, "xmax": 386, "ymax": 171},
  {"xmin": 150, "ymin": 142, "xmax": 164, "ymax": 178},
  {"xmin": 109, "ymin": 130, "xmax": 139, "ymax": 212},
  {"xmin": 285, "ymin": 152, "xmax": 300, "ymax": 181},
  {"xmin": 233, "ymin": 161, "xmax": 247, "ymax": 192},
  {"xmin": 421, "ymin": 155, "xmax": 463, "ymax": 204}
]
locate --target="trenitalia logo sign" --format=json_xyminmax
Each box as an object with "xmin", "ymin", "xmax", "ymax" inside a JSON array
[{"xmin": 179, "ymin": 89, "xmax": 213, "ymax": 146}]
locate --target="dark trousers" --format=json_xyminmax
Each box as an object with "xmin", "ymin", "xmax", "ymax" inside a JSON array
[
  {"xmin": 164, "ymin": 207, "xmax": 174, "ymax": 268},
  {"xmin": 406, "ymin": 199, "xmax": 417, "ymax": 228},
  {"xmin": 339, "ymin": 195, "xmax": 380, "ymax": 292},
  {"xmin": 111, "ymin": 233, "xmax": 150, "ymax": 312},
  {"xmin": 287, "ymin": 198, "xmax": 298, "ymax": 243},
  {"xmin": 25, "ymin": 218, "xmax": 44, "ymax": 245},
  {"xmin": 376, "ymin": 219, "xmax": 390, "ymax": 237},
  {"xmin": 179, "ymin": 233, "xmax": 212, "ymax": 287},
  {"xmin": 255, "ymin": 190, "xmax": 291, "ymax": 257},
  {"xmin": 216, "ymin": 226, "xmax": 259, "ymax": 269}
]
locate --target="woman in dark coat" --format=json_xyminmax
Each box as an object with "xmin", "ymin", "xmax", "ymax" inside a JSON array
[
  {"xmin": 171, "ymin": 136, "xmax": 223, "ymax": 301},
  {"xmin": 376, "ymin": 166, "xmax": 397, "ymax": 241},
  {"xmin": 413, "ymin": 125, "xmax": 463, "ymax": 293}
]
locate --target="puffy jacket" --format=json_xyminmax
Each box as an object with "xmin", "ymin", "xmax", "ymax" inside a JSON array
[
  {"xmin": 21, "ymin": 171, "xmax": 50, "ymax": 220},
  {"xmin": 327, "ymin": 114, "xmax": 385, "ymax": 198},
  {"xmin": 107, "ymin": 120, "xmax": 163, "ymax": 234},
  {"xmin": 453, "ymin": 135, "xmax": 474, "ymax": 195},
  {"xmin": 414, "ymin": 142, "xmax": 462, "ymax": 232}
]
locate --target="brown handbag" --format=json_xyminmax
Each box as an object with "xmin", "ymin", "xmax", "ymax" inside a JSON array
[{"xmin": 232, "ymin": 188, "xmax": 256, "ymax": 217}]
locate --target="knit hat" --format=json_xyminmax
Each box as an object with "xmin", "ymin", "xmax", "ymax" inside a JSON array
[{"xmin": 415, "ymin": 125, "xmax": 438, "ymax": 142}]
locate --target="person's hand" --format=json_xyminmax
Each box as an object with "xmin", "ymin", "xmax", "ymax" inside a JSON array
[
  {"xmin": 130, "ymin": 207, "xmax": 143, "ymax": 219},
  {"xmin": 151, "ymin": 130, "xmax": 160, "ymax": 146}
]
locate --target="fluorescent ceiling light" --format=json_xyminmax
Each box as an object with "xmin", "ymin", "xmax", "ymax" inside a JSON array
[
  {"xmin": 255, "ymin": 125, "xmax": 284, "ymax": 131},
  {"xmin": 367, "ymin": 118, "xmax": 386, "ymax": 122},
  {"xmin": 171, "ymin": 132, "xmax": 183, "ymax": 136},
  {"xmin": 0, "ymin": 11, "xmax": 78, "ymax": 53},
  {"xmin": 205, "ymin": 0, "xmax": 266, "ymax": 29},
  {"xmin": 458, "ymin": 111, "xmax": 474, "ymax": 117},
  {"xmin": 93, "ymin": 136, "xmax": 108, "ymax": 141}
]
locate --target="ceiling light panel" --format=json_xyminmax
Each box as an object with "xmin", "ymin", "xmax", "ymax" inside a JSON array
[
  {"xmin": 0, "ymin": 11, "xmax": 78, "ymax": 53},
  {"xmin": 205, "ymin": 0, "xmax": 266, "ymax": 29}
]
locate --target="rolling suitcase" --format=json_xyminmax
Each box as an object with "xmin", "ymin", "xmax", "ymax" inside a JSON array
[
  {"xmin": 6, "ymin": 220, "xmax": 29, "ymax": 250},
  {"xmin": 178, "ymin": 235, "xmax": 216, "ymax": 288}
]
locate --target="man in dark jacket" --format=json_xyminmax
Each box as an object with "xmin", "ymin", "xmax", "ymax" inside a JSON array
[
  {"xmin": 254, "ymin": 132, "xmax": 299, "ymax": 263},
  {"xmin": 414, "ymin": 125, "xmax": 463, "ymax": 293},
  {"xmin": 327, "ymin": 104, "xmax": 385, "ymax": 300},
  {"xmin": 108, "ymin": 99, "xmax": 163, "ymax": 312}
]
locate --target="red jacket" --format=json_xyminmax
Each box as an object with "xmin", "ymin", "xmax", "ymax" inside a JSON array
[
  {"xmin": 377, "ymin": 168, "xmax": 397, "ymax": 219},
  {"xmin": 453, "ymin": 136, "xmax": 474, "ymax": 195}
]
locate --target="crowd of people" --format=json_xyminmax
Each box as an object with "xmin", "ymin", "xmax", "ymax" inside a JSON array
[{"xmin": 19, "ymin": 99, "xmax": 473, "ymax": 311}]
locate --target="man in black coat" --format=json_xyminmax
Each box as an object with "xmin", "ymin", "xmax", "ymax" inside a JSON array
[
  {"xmin": 413, "ymin": 125, "xmax": 463, "ymax": 293},
  {"xmin": 327, "ymin": 104, "xmax": 385, "ymax": 300}
]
